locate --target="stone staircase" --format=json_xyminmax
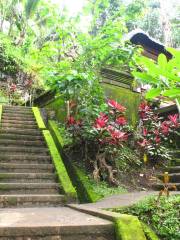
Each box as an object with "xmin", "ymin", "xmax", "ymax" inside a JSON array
[
  {"xmin": 0, "ymin": 105, "xmax": 115, "ymax": 240},
  {"xmin": 0, "ymin": 105, "xmax": 66, "ymax": 207},
  {"xmin": 155, "ymin": 149, "xmax": 180, "ymax": 191}
]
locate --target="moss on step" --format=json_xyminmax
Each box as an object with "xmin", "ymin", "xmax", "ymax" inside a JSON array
[
  {"xmin": 48, "ymin": 120, "xmax": 64, "ymax": 148},
  {"xmin": 73, "ymin": 166, "xmax": 101, "ymax": 203},
  {"xmin": 32, "ymin": 107, "xmax": 46, "ymax": 129},
  {"xmin": 43, "ymin": 130, "xmax": 77, "ymax": 200},
  {"xmin": 44, "ymin": 95, "xmax": 66, "ymax": 122},
  {"xmin": 114, "ymin": 214, "xmax": 147, "ymax": 240},
  {"xmin": 0, "ymin": 105, "xmax": 2, "ymax": 125},
  {"xmin": 141, "ymin": 223, "xmax": 159, "ymax": 240},
  {"xmin": 6, "ymin": 197, "xmax": 17, "ymax": 206},
  {"xmin": 48, "ymin": 120, "xmax": 99, "ymax": 203}
]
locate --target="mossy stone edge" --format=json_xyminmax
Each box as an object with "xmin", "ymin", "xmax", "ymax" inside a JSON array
[
  {"xmin": 43, "ymin": 129, "xmax": 77, "ymax": 200},
  {"xmin": 32, "ymin": 107, "xmax": 46, "ymax": 129},
  {"xmin": 48, "ymin": 120, "xmax": 100, "ymax": 203}
]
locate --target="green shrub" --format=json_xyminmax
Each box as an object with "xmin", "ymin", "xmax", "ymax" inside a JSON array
[{"xmin": 111, "ymin": 195, "xmax": 180, "ymax": 240}]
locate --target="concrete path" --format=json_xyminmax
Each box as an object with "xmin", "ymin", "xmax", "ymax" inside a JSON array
[
  {"xmin": 0, "ymin": 207, "xmax": 114, "ymax": 239},
  {"xmin": 82, "ymin": 191, "xmax": 180, "ymax": 209}
]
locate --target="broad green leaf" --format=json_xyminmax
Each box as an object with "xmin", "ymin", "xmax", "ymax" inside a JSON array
[
  {"xmin": 163, "ymin": 88, "xmax": 180, "ymax": 98},
  {"xmin": 132, "ymin": 72, "xmax": 158, "ymax": 84},
  {"xmin": 146, "ymin": 88, "xmax": 161, "ymax": 99},
  {"xmin": 158, "ymin": 54, "xmax": 167, "ymax": 70}
]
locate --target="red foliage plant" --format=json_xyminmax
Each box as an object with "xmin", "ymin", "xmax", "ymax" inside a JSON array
[
  {"xmin": 137, "ymin": 101, "xmax": 179, "ymax": 162},
  {"xmin": 93, "ymin": 99, "xmax": 129, "ymax": 146}
]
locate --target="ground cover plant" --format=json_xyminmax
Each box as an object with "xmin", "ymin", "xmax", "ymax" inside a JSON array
[{"xmin": 110, "ymin": 195, "xmax": 180, "ymax": 240}]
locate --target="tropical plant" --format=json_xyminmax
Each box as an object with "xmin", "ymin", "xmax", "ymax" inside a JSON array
[
  {"xmin": 112, "ymin": 195, "xmax": 180, "ymax": 240},
  {"xmin": 66, "ymin": 99, "xmax": 132, "ymax": 186},
  {"xmin": 133, "ymin": 49, "xmax": 180, "ymax": 115},
  {"xmin": 137, "ymin": 101, "xmax": 179, "ymax": 163}
]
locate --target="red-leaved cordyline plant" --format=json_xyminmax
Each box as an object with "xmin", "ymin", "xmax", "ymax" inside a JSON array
[
  {"xmin": 65, "ymin": 99, "xmax": 131, "ymax": 186},
  {"xmin": 137, "ymin": 101, "xmax": 179, "ymax": 163},
  {"xmin": 93, "ymin": 99, "xmax": 130, "ymax": 147}
]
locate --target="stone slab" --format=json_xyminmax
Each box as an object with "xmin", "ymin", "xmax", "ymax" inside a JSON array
[{"xmin": 0, "ymin": 207, "xmax": 114, "ymax": 238}]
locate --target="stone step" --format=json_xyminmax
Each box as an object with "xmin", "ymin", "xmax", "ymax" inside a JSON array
[
  {"xmin": 0, "ymin": 139, "xmax": 46, "ymax": 147},
  {"xmin": 3, "ymin": 109, "xmax": 32, "ymax": 115},
  {"xmin": 0, "ymin": 195, "xmax": 67, "ymax": 208},
  {"xmin": 1, "ymin": 123, "xmax": 38, "ymax": 130},
  {"xmin": 0, "ymin": 207, "xmax": 114, "ymax": 239},
  {"xmin": 153, "ymin": 182, "xmax": 180, "ymax": 190},
  {"xmin": 0, "ymin": 163, "xmax": 54, "ymax": 173},
  {"xmin": 0, "ymin": 173, "xmax": 57, "ymax": 183},
  {"xmin": 0, "ymin": 183, "xmax": 61, "ymax": 194},
  {"xmin": 159, "ymin": 173, "xmax": 180, "ymax": 182},
  {"xmin": 0, "ymin": 128, "xmax": 42, "ymax": 136},
  {"xmin": 4, "ymin": 106, "xmax": 32, "ymax": 110},
  {"xmin": 0, "ymin": 133, "xmax": 44, "ymax": 141},
  {"xmin": 2, "ymin": 115, "xmax": 35, "ymax": 121},
  {"xmin": 168, "ymin": 166, "xmax": 180, "ymax": 173},
  {"xmin": 3, "ymin": 112, "xmax": 34, "ymax": 117},
  {"xmin": 0, "ymin": 146, "xmax": 49, "ymax": 154},
  {"xmin": 2, "ymin": 119, "xmax": 37, "ymax": 125},
  {"xmin": 0, "ymin": 155, "xmax": 51, "ymax": 164},
  {"xmin": 3, "ymin": 107, "xmax": 33, "ymax": 113}
]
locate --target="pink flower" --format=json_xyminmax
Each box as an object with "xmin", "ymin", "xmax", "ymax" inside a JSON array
[
  {"xmin": 116, "ymin": 116, "xmax": 127, "ymax": 126},
  {"xmin": 108, "ymin": 99, "xmax": 126, "ymax": 112},
  {"xmin": 161, "ymin": 121, "xmax": 169, "ymax": 135},
  {"xmin": 110, "ymin": 129, "xmax": 128, "ymax": 141},
  {"xmin": 143, "ymin": 128, "xmax": 148, "ymax": 136},
  {"xmin": 94, "ymin": 113, "xmax": 108, "ymax": 129},
  {"xmin": 139, "ymin": 102, "xmax": 151, "ymax": 112},
  {"xmin": 168, "ymin": 114, "xmax": 179, "ymax": 127},
  {"xmin": 67, "ymin": 116, "xmax": 76, "ymax": 125},
  {"xmin": 106, "ymin": 125, "xmax": 114, "ymax": 133},
  {"xmin": 155, "ymin": 136, "xmax": 161, "ymax": 144}
]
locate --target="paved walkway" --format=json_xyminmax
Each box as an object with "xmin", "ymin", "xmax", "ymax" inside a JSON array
[
  {"xmin": 0, "ymin": 207, "xmax": 113, "ymax": 238},
  {"xmin": 82, "ymin": 191, "xmax": 180, "ymax": 209}
]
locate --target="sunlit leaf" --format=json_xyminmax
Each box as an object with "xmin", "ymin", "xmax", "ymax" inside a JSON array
[{"xmin": 146, "ymin": 88, "xmax": 161, "ymax": 99}]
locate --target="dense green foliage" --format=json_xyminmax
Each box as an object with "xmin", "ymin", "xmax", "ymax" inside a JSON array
[
  {"xmin": 112, "ymin": 195, "xmax": 180, "ymax": 240},
  {"xmin": 0, "ymin": 0, "xmax": 179, "ymax": 107},
  {"xmin": 133, "ymin": 50, "xmax": 180, "ymax": 113}
]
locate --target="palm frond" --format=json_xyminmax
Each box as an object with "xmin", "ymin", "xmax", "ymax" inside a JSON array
[{"xmin": 25, "ymin": 0, "xmax": 40, "ymax": 19}]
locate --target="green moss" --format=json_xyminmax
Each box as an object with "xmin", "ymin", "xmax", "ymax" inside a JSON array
[
  {"xmin": 0, "ymin": 105, "xmax": 2, "ymax": 124},
  {"xmin": 102, "ymin": 83, "xmax": 141, "ymax": 126},
  {"xmin": 74, "ymin": 166, "xmax": 101, "ymax": 203},
  {"xmin": 32, "ymin": 107, "xmax": 46, "ymax": 129},
  {"xmin": 0, "ymin": 185, "xmax": 8, "ymax": 190},
  {"xmin": 0, "ymin": 173, "xmax": 8, "ymax": 179},
  {"xmin": 47, "ymin": 120, "xmax": 99, "ymax": 203},
  {"xmin": 141, "ymin": 223, "xmax": 159, "ymax": 240},
  {"xmin": 48, "ymin": 120, "xmax": 64, "ymax": 148},
  {"xmin": 45, "ymin": 95, "xmax": 66, "ymax": 122},
  {"xmin": 112, "ymin": 195, "xmax": 180, "ymax": 240},
  {"xmin": 43, "ymin": 130, "xmax": 77, "ymax": 199},
  {"xmin": 7, "ymin": 197, "xmax": 17, "ymax": 206},
  {"xmin": 114, "ymin": 214, "xmax": 146, "ymax": 240}
]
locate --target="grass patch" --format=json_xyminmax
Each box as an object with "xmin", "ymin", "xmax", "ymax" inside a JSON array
[
  {"xmin": 110, "ymin": 195, "xmax": 180, "ymax": 240},
  {"xmin": 89, "ymin": 178, "xmax": 127, "ymax": 199}
]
